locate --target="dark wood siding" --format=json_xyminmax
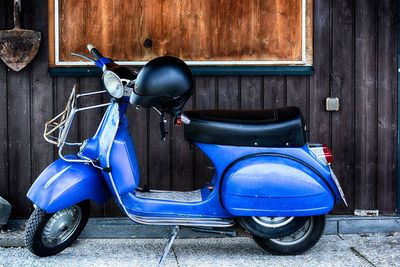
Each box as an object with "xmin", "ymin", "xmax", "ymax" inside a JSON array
[{"xmin": 0, "ymin": 0, "xmax": 397, "ymax": 218}]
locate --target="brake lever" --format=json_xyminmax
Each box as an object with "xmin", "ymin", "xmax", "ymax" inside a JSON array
[{"xmin": 71, "ymin": 52, "xmax": 96, "ymax": 63}]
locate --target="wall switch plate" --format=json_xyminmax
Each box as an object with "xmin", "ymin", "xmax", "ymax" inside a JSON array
[{"xmin": 325, "ymin": 97, "xmax": 340, "ymax": 111}]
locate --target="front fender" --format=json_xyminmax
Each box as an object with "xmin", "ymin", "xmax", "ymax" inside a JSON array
[
  {"xmin": 221, "ymin": 155, "xmax": 335, "ymax": 217},
  {"xmin": 27, "ymin": 156, "xmax": 111, "ymax": 213}
]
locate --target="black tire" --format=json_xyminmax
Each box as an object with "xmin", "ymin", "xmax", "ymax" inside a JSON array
[
  {"xmin": 254, "ymin": 215, "xmax": 325, "ymax": 255},
  {"xmin": 25, "ymin": 201, "xmax": 90, "ymax": 257},
  {"xmin": 239, "ymin": 216, "xmax": 307, "ymax": 238}
]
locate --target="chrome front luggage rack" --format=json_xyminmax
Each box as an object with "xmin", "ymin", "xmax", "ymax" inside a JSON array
[{"xmin": 44, "ymin": 84, "xmax": 110, "ymax": 163}]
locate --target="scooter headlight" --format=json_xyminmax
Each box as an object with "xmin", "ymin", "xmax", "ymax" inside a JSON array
[{"xmin": 102, "ymin": 70, "xmax": 124, "ymax": 99}]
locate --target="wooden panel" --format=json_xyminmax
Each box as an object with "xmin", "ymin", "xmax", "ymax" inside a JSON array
[
  {"xmin": 31, "ymin": 0, "xmax": 55, "ymax": 183},
  {"xmin": 195, "ymin": 77, "xmax": 217, "ymax": 110},
  {"xmin": 0, "ymin": 0, "xmax": 9, "ymax": 201},
  {"xmin": 331, "ymin": 0, "xmax": 355, "ymax": 213},
  {"xmin": 148, "ymin": 112, "xmax": 171, "ymax": 190},
  {"xmin": 263, "ymin": 77, "xmax": 287, "ymax": 109},
  {"xmin": 172, "ymin": 98, "xmax": 194, "ymax": 191},
  {"xmin": 286, "ymin": 76, "xmax": 308, "ymax": 120},
  {"xmin": 7, "ymin": 70, "xmax": 32, "ymax": 218},
  {"xmin": 354, "ymin": 0, "xmax": 378, "ymax": 210},
  {"xmin": 48, "ymin": 0, "xmax": 55, "ymax": 66},
  {"xmin": 376, "ymin": 0, "xmax": 397, "ymax": 214},
  {"xmin": 217, "ymin": 77, "xmax": 240, "ymax": 109},
  {"xmin": 308, "ymin": 0, "xmax": 330, "ymax": 145},
  {"xmin": 50, "ymin": 0, "xmax": 312, "ymax": 66},
  {"xmin": 240, "ymin": 77, "xmax": 263, "ymax": 109},
  {"xmin": 126, "ymin": 108, "xmax": 149, "ymax": 189},
  {"xmin": 6, "ymin": 1, "xmax": 34, "ymax": 218},
  {"xmin": 194, "ymin": 76, "xmax": 217, "ymax": 188},
  {"xmin": 78, "ymin": 77, "xmax": 104, "ymax": 216}
]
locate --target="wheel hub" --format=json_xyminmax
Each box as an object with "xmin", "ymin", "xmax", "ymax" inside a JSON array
[
  {"xmin": 252, "ymin": 216, "xmax": 295, "ymax": 228},
  {"xmin": 42, "ymin": 205, "xmax": 82, "ymax": 247},
  {"xmin": 270, "ymin": 217, "xmax": 314, "ymax": 245}
]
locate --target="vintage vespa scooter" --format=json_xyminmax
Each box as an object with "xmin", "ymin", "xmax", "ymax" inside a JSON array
[{"xmin": 25, "ymin": 45, "xmax": 346, "ymax": 262}]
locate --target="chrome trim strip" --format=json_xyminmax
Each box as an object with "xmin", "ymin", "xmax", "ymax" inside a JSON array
[
  {"xmin": 75, "ymin": 103, "xmax": 111, "ymax": 112},
  {"xmin": 330, "ymin": 167, "xmax": 348, "ymax": 207},
  {"xmin": 76, "ymin": 90, "xmax": 107, "ymax": 98},
  {"xmin": 125, "ymin": 215, "xmax": 235, "ymax": 227}
]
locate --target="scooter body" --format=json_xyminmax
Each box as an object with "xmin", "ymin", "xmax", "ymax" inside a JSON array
[
  {"xmin": 28, "ymin": 98, "xmax": 343, "ymax": 221},
  {"xmin": 25, "ymin": 45, "xmax": 346, "ymax": 258}
]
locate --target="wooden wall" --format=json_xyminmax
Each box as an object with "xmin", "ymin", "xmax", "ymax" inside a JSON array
[{"xmin": 0, "ymin": 0, "xmax": 397, "ymax": 218}]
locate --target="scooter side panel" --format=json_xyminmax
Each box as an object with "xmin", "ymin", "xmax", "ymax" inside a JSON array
[
  {"xmin": 108, "ymin": 114, "xmax": 140, "ymax": 195},
  {"xmin": 27, "ymin": 156, "xmax": 111, "ymax": 213},
  {"xmin": 198, "ymin": 143, "xmax": 343, "ymax": 204},
  {"xmin": 221, "ymin": 155, "xmax": 334, "ymax": 217}
]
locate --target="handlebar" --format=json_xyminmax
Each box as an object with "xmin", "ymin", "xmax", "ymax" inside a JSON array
[
  {"xmin": 71, "ymin": 44, "xmax": 116, "ymax": 70},
  {"xmin": 87, "ymin": 44, "xmax": 103, "ymax": 60}
]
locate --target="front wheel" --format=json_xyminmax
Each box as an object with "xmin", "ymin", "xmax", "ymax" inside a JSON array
[
  {"xmin": 254, "ymin": 215, "xmax": 325, "ymax": 255},
  {"xmin": 25, "ymin": 200, "xmax": 90, "ymax": 257}
]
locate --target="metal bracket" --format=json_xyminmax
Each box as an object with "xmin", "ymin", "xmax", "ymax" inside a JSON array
[{"xmin": 158, "ymin": 225, "xmax": 179, "ymax": 267}]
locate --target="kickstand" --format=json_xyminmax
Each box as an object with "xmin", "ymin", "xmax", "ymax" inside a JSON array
[{"xmin": 158, "ymin": 225, "xmax": 180, "ymax": 267}]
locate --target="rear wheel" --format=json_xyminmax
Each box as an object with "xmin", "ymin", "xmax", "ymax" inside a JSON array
[
  {"xmin": 239, "ymin": 216, "xmax": 307, "ymax": 238},
  {"xmin": 254, "ymin": 215, "xmax": 325, "ymax": 255},
  {"xmin": 25, "ymin": 200, "xmax": 90, "ymax": 257}
]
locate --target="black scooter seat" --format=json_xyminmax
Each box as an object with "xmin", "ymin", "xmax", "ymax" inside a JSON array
[{"xmin": 183, "ymin": 106, "xmax": 306, "ymax": 147}]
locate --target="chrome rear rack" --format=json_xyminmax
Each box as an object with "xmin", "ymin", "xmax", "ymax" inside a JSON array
[
  {"xmin": 44, "ymin": 84, "xmax": 111, "ymax": 164},
  {"xmin": 44, "ymin": 85, "xmax": 76, "ymax": 146}
]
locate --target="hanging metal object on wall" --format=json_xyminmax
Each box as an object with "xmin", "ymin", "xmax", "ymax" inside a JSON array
[{"xmin": 0, "ymin": 0, "xmax": 41, "ymax": 72}]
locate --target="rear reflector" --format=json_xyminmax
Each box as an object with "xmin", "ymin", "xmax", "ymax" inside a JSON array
[
  {"xmin": 309, "ymin": 144, "xmax": 333, "ymax": 165},
  {"xmin": 322, "ymin": 144, "xmax": 333, "ymax": 164}
]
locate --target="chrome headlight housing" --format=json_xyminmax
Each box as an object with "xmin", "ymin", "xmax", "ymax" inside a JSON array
[{"xmin": 102, "ymin": 70, "xmax": 124, "ymax": 98}]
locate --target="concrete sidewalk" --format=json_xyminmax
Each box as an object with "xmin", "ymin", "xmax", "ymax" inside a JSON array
[{"xmin": 0, "ymin": 233, "xmax": 399, "ymax": 267}]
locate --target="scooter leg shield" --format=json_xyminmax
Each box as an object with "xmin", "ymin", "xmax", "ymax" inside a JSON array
[
  {"xmin": 27, "ymin": 156, "xmax": 111, "ymax": 213},
  {"xmin": 221, "ymin": 155, "xmax": 335, "ymax": 217}
]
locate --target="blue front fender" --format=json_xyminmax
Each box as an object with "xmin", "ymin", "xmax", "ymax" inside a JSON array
[{"xmin": 27, "ymin": 156, "xmax": 111, "ymax": 213}]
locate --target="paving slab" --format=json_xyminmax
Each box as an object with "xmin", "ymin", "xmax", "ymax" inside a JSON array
[
  {"xmin": 341, "ymin": 233, "xmax": 400, "ymax": 266},
  {"xmin": 172, "ymin": 236, "xmax": 368, "ymax": 267},
  {"xmin": 0, "ymin": 239, "xmax": 178, "ymax": 267},
  {"xmin": 2, "ymin": 234, "xmax": 398, "ymax": 267},
  {"xmin": 0, "ymin": 229, "xmax": 24, "ymax": 247}
]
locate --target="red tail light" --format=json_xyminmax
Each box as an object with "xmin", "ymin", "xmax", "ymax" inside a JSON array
[{"xmin": 322, "ymin": 144, "xmax": 333, "ymax": 164}]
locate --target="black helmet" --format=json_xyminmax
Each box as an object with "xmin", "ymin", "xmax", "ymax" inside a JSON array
[{"xmin": 130, "ymin": 56, "xmax": 194, "ymax": 116}]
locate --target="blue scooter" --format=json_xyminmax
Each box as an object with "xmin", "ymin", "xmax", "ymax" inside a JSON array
[{"xmin": 25, "ymin": 45, "xmax": 346, "ymax": 262}]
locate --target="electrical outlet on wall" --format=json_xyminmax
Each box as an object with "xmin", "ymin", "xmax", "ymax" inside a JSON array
[{"xmin": 325, "ymin": 97, "xmax": 340, "ymax": 111}]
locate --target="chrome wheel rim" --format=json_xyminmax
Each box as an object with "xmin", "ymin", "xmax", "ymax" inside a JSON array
[
  {"xmin": 252, "ymin": 216, "xmax": 295, "ymax": 228},
  {"xmin": 42, "ymin": 205, "xmax": 82, "ymax": 247},
  {"xmin": 269, "ymin": 217, "xmax": 314, "ymax": 246}
]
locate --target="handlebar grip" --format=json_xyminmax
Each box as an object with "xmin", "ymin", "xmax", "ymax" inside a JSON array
[{"xmin": 87, "ymin": 44, "xmax": 103, "ymax": 60}]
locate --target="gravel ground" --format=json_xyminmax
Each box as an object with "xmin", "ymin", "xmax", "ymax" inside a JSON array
[{"xmin": 0, "ymin": 233, "xmax": 399, "ymax": 267}]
